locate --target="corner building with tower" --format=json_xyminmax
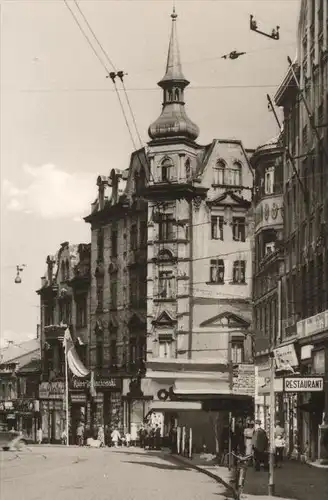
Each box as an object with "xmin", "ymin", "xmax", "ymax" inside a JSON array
[{"xmin": 86, "ymin": 10, "xmax": 256, "ymax": 451}]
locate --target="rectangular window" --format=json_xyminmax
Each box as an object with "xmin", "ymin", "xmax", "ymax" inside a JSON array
[
  {"xmin": 210, "ymin": 259, "xmax": 224, "ymax": 284},
  {"xmin": 110, "ymin": 273, "xmax": 118, "ymax": 309},
  {"xmin": 211, "ymin": 215, "xmax": 224, "ymax": 240},
  {"xmin": 264, "ymin": 167, "xmax": 274, "ymax": 194},
  {"xmin": 131, "ymin": 224, "xmax": 138, "ymax": 250},
  {"xmin": 96, "ymin": 340, "xmax": 103, "ymax": 369},
  {"xmin": 96, "ymin": 280, "xmax": 104, "ymax": 310},
  {"xmin": 231, "ymin": 341, "xmax": 244, "ymax": 364},
  {"xmin": 76, "ymin": 296, "xmax": 87, "ymax": 327},
  {"xmin": 158, "ymin": 214, "xmax": 175, "ymax": 241},
  {"xmin": 265, "ymin": 242, "xmax": 275, "ymax": 255},
  {"xmin": 232, "ymin": 217, "xmax": 246, "ymax": 242},
  {"xmin": 110, "ymin": 338, "xmax": 117, "ymax": 366},
  {"xmin": 97, "ymin": 229, "xmax": 104, "ymax": 263},
  {"xmin": 233, "ymin": 260, "xmax": 246, "ymax": 284},
  {"xmin": 159, "ymin": 341, "xmax": 172, "ymax": 359},
  {"xmin": 159, "ymin": 270, "xmax": 174, "ymax": 298},
  {"xmin": 140, "ymin": 220, "xmax": 148, "ymax": 249},
  {"xmin": 111, "ymin": 230, "xmax": 118, "ymax": 257}
]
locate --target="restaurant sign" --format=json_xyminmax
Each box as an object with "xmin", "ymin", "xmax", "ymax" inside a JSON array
[
  {"xmin": 284, "ymin": 376, "xmax": 324, "ymax": 392},
  {"xmin": 39, "ymin": 381, "xmax": 65, "ymax": 400},
  {"xmin": 71, "ymin": 378, "xmax": 120, "ymax": 391}
]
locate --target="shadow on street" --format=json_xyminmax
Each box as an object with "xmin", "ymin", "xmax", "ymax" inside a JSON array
[{"xmin": 123, "ymin": 460, "xmax": 191, "ymax": 471}]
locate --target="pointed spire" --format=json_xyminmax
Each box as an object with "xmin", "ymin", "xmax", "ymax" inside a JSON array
[
  {"xmin": 159, "ymin": 7, "xmax": 187, "ymax": 84},
  {"xmin": 148, "ymin": 9, "xmax": 199, "ymax": 142}
]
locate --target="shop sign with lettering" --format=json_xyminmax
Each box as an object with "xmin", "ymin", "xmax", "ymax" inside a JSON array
[
  {"xmin": 39, "ymin": 381, "xmax": 65, "ymax": 400},
  {"xmin": 296, "ymin": 309, "xmax": 328, "ymax": 339},
  {"xmin": 70, "ymin": 393, "xmax": 87, "ymax": 404},
  {"xmin": 273, "ymin": 343, "xmax": 298, "ymax": 371},
  {"xmin": 284, "ymin": 376, "xmax": 324, "ymax": 392},
  {"xmin": 71, "ymin": 378, "xmax": 120, "ymax": 391}
]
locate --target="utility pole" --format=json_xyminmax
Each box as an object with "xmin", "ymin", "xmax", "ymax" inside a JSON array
[{"xmin": 268, "ymin": 353, "xmax": 275, "ymax": 496}]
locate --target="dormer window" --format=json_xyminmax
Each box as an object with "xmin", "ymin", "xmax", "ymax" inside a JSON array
[
  {"xmin": 230, "ymin": 162, "xmax": 242, "ymax": 186},
  {"xmin": 214, "ymin": 160, "xmax": 225, "ymax": 184},
  {"xmin": 160, "ymin": 157, "xmax": 173, "ymax": 182}
]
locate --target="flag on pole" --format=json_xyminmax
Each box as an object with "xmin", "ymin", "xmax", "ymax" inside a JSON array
[
  {"xmin": 63, "ymin": 328, "xmax": 89, "ymax": 378},
  {"xmin": 90, "ymin": 370, "xmax": 96, "ymax": 397}
]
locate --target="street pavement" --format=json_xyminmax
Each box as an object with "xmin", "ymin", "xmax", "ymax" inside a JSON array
[
  {"xmin": 174, "ymin": 454, "xmax": 328, "ymax": 500},
  {"xmin": 1, "ymin": 446, "xmax": 227, "ymax": 500}
]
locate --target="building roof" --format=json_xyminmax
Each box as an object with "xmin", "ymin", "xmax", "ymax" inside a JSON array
[
  {"xmin": 0, "ymin": 338, "xmax": 40, "ymax": 365},
  {"xmin": 17, "ymin": 357, "xmax": 41, "ymax": 374},
  {"xmin": 148, "ymin": 9, "xmax": 199, "ymax": 142}
]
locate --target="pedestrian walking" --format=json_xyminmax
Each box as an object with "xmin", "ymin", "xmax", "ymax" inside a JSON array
[
  {"xmin": 252, "ymin": 420, "xmax": 268, "ymax": 471},
  {"xmin": 139, "ymin": 425, "xmax": 146, "ymax": 448},
  {"xmin": 169, "ymin": 425, "xmax": 177, "ymax": 454},
  {"xmin": 155, "ymin": 424, "xmax": 161, "ymax": 450},
  {"xmin": 37, "ymin": 427, "xmax": 43, "ymax": 445},
  {"xmin": 104, "ymin": 425, "xmax": 111, "ymax": 447},
  {"xmin": 61, "ymin": 429, "xmax": 67, "ymax": 445},
  {"xmin": 130, "ymin": 423, "xmax": 137, "ymax": 446},
  {"xmin": 125, "ymin": 431, "xmax": 131, "ymax": 447},
  {"xmin": 76, "ymin": 422, "xmax": 84, "ymax": 446},
  {"xmin": 98, "ymin": 425, "xmax": 105, "ymax": 447},
  {"xmin": 111, "ymin": 428, "xmax": 121, "ymax": 448},
  {"xmin": 274, "ymin": 420, "xmax": 285, "ymax": 467},
  {"xmin": 244, "ymin": 420, "xmax": 255, "ymax": 457}
]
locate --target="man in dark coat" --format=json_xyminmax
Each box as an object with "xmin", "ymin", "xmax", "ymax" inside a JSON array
[{"xmin": 252, "ymin": 420, "xmax": 269, "ymax": 471}]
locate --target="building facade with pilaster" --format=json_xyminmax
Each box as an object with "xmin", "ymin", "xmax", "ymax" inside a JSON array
[
  {"xmin": 274, "ymin": 0, "xmax": 328, "ymax": 463},
  {"xmin": 37, "ymin": 242, "xmax": 91, "ymax": 443}
]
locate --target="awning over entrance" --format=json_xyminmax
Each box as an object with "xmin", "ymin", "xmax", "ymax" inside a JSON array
[
  {"xmin": 173, "ymin": 379, "xmax": 230, "ymax": 395},
  {"xmin": 149, "ymin": 401, "xmax": 202, "ymax": 412}
]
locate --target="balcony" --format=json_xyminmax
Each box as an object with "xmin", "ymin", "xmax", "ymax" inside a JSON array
[{"xmin": 43, "ymin": 324, "xmax": 67, "ymax": 341}]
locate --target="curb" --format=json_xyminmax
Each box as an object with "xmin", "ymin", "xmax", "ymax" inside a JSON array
[{"xmin": 169, "ymin": 454, "xmax": 235, "ymax": 497}]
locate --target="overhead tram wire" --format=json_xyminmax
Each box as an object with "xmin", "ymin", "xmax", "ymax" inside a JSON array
[{"xmin": 69, "ymin": 0, "xmax": 152, "ymax": 178}]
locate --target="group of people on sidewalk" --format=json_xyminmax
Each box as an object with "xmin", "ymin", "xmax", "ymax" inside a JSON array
[{"xmin": 223, "ymin": 418, "xmax": 286, "ymax": 470}]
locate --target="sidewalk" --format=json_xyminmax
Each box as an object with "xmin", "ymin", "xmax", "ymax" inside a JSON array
[{"xmin": 171, "ymin": 453, "xmax": 328, "ymax": 500}]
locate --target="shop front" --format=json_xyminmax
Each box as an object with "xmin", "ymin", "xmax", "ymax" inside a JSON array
[
  {"xmin": 297, "ymin": 310, "xmax": 328, "ymax": 463},
  {"xmin": 122, "ymin": 378, "xmax": 152, "ymax": 439},
  {"xmin": 0, "ymin": 400, "xmax": 40, "ymax": 440},
  {"xmin": 70, "ymin": 376, "xmax": 122, "ymax": 437},
  {"xmin": 39, "ymin": 381, "xmax": 66, "ymax": 443}
]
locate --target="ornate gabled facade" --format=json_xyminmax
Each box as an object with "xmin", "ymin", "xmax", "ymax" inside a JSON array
[
  {"xmin": 141, "ymin": 10, "xmax": 255, "ymax": 448},
  {"xmin": 37, "ymin": 241, "xmax": 91, "ymax": 443},
  {"xmin": 84, "ymin": 150, "xmax": 149, "ymax": 436}
]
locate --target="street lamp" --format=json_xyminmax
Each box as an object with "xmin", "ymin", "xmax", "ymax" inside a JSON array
[{"xmin": 14, "ymin": 264, "xmax": 26, "ymax": 284}]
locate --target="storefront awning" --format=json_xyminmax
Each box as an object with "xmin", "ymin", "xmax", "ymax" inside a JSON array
[
  {"xmin": 173, "ymin": 379, "xmax": 230, "ymax": 395},
  {"xmin": 149, "ymin": 401, "xmax": 202, "ymax": 412}
]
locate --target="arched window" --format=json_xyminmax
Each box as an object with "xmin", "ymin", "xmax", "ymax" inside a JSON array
[
  {"xmin": 158, "ymin": 249, "xmax": 174, "ymax": 261},
  {"xmin": 185, "ymin": 158, "xmax": 191, "ymax": 179},
  {"xmin": 214, "ymin": 160, "xmax": 225, "ymax": 184},
  {"xmin": 160, "ymin": 157, "xmax": 173, "ymax": 182},
  {"xmin": 174, "ymin": 88, "xmax": 179, "ymax": 101},
  {"xmin": 168, "ymin": 90, "xmax": 173, "ymax": 102},
  {"xmin": 229, "ymin": 162, "xmax": 242, "ymax": 186}
]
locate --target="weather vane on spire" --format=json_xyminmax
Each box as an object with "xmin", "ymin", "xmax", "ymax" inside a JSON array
[{"xmin": 171, "ymin": 2, "xmax": 177, "ymax": 19}]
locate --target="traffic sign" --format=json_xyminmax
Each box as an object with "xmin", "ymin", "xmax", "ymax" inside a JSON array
[{"xmin": 283, "ymin": 376, "xmax": 324, "ymax": 392}]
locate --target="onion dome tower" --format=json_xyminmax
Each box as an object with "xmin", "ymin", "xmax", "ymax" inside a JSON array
[{"xmin": 148, "ymin": 8, "xmax": 199, "ymax": 142}]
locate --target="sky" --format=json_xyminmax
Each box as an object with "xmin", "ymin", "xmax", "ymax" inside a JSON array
[{"xmin": 0, "ymin": 0, "xmax": 301, "ymax": 347}]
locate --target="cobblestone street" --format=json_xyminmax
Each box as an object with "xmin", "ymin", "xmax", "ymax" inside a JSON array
[{"xmin": 0, "ymin": 447, "xmax": 226, "ymax": 500}]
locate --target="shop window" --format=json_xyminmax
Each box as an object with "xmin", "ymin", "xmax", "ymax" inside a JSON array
[
  {"xmin": 210, "ymin": 259, "xmax": 224, "ymax": 283},
  {"xmin": 211, "ymin": 215, "xmax": 224, "ymax": 240}
]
